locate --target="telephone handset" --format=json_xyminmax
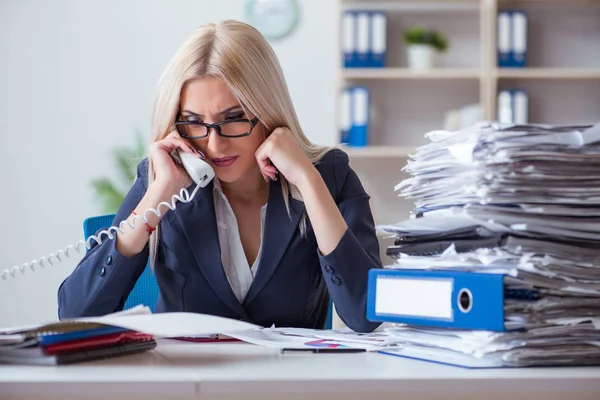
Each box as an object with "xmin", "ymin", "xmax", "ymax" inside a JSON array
[
  {"xmin": 177, "ymin": 149, "xmax": 215, "ymax": 187},
  {"xmin": 1, "ymin": 150, "xmax": 215, "ymax": 280}
]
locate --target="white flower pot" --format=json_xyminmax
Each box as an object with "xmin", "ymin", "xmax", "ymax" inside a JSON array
[{"xmin": 407, "ymin": 44, "xmax": 435, "ymax": 70}]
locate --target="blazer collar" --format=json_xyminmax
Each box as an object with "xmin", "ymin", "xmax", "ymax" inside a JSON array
[
  {"xmin": 174, "ymin": 180, "xmax": 250, "ymax": 319},
  {"xmin": 243, "ymin": 179, "xmax": 305, "ymax": 307},
  {"xmin": 174, "ymin": 178, "xmax": 305, "ymax": 316}
]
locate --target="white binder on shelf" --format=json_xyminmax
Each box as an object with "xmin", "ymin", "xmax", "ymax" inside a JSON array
[
  {"xmin": 512, "ymin": 89, "xmax": 529, "ymax": 124},
  {"xmin": 370, "ymin": 12, "xmax": 386, "ymax": 68},
  {"xmin": 497, "ymin": 90, "xmax": 513, "ymax": 124},
  {"xmin": 511, "ymin": 11, "xmax": 528, "ymax": 68}
]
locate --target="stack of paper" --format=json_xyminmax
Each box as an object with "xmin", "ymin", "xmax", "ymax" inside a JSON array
[
  {"xmin": 379, "ymin": 122, "xmax": 600, "ymax": 367},
  {"xmin": 0, "ymin": 306, "xmax": 259, "ymax": 365}
]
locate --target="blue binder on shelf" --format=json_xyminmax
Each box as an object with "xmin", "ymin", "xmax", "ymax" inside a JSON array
[
  {"xmin": 511, "ymin": 11, "xmax": 527, "ymax": 68},
  {"xmin": 497, "ymin": 10, "xmax": 528, "ymax": 67},
  {"xmin": 366, "ymin": 269, "xmax": 537, "ymax": 332},
  {"xmin": 339, "ymin": 88, "xmax": 351, "ymax": 144},
  {"xmin": 342, "ymin": 11, "xmax": 356, "ymax": 68},
  {"xmin": 369, "ymin": 12, "xmax": 386, "ymax": 68},
  {"xmin": 342, "ymin": 11, "xmax": 387, "ymax": 68},
  {"xmin": 497, "ymin": 11, "xmax": 511, "ymax": 67},
  {"xmin": 355, "ymin": 11, "xmax": 370, "ymax": 67},
  {"xmin": 348, "ymin": 86, "xmax": 370, "ymax": 147}
]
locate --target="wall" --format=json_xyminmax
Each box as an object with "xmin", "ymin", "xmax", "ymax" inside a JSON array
[{"xmin": 0, "ymin": 0, "xmax": 337, "ymax": 327}]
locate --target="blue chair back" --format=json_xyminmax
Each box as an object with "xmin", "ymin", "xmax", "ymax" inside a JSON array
[{"xmin": 83, "ymin": 214, "xmax": 159, "ymax": 312}]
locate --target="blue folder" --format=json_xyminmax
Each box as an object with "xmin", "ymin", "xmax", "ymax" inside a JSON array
[{"xmin": 366, "ymin": 269, "xmax": 538, "ymax": 331}]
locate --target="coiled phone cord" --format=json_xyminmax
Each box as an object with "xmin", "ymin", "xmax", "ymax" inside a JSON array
[{"xmin": 1, "ymin": 183, "xmax": 202, "ymax": 280}]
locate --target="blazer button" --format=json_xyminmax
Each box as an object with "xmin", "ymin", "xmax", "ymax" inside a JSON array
[
  {"xmin": 99, "ymin": 266, "xmax": 106, "ymax": 277},
  {"xmin": 324, "ymin": 265, "xmax": 334, "ymax": 274},
  {"xmin": 105, "ymin": 255, "xmax": 113, "ymax": 265},
  {"xmin": 331, "ymin": 276, "xmax": 341, "ymax": 286}
]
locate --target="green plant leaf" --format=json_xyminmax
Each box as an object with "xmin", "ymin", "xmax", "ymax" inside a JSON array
[
  {"xmin": 90, "ymin": 132, "xmax": 149, "ymax": 213},
  {"xmin": 403, "ymin": 26, "xmax": 449, "ymax": 52},
  {"xmin": 91, "ymin": 178, "xmax": 126, "ymax": 214}
]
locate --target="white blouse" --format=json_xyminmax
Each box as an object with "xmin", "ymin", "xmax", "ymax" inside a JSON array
[{"xmin": 212, "ymin": 179, "xmax": 267, "ymax": 303}]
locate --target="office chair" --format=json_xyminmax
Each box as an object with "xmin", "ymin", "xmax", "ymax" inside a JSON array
[
  {"xmin": 83, "ymin": 214, "xmax": 159, "ymax": 312},
  {"xmin": 84, "ymin": 214, "xmax": 334, "ymax": 328}
]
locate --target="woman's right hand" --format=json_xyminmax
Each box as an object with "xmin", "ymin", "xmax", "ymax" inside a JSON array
[{"xmin": 148, "ymin": 131, "xmax": 201, "ymax": 195}]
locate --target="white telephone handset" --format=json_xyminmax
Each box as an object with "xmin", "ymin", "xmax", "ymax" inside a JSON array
[
  {"xmin": 1, "ymin": 150, "xmax": 215, "ymax": 280},
  {"xmin": 178, "ymin": 149, "xmax": 215, "ymax": 187}
]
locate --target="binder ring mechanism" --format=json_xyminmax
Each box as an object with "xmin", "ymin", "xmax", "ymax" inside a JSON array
[{"xmin": 458, "ymin": 288, "xmax": 473, "ymax": 314}]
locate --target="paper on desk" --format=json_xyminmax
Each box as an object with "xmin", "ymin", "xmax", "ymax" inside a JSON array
[
  {"xmin": 226, "ymin": 328, "xmax": 389, "ymax": 350},
  {"xmin": 76, "ymin": 312, "xmax": 260, "ymax": 338},
  {"xmin": 0, "ymin": 306, "xmax": 260, "ymax": 339}
]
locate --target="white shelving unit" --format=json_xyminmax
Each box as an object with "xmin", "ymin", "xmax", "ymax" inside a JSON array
[{"xmin": 335, "ymin": 0, "xmax": 600, "ymax": 236}]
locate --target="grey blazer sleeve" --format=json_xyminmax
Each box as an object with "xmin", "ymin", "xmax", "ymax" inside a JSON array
[
  {"xmin": 57, "ymin": 159, "xmax": 150, "ymax": 319},
  {"xmin": 317, "ymin": 150, "xmax": 383, "ymax": 333}
]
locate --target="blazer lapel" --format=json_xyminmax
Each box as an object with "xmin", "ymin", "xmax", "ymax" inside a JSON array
[
  {"xmin": 174, "ymin": 182, "xmax": 250, "ymax": 319},
  {"xmin": 243, "ymin": 180, "xmax": 305, "ymax": 307}
]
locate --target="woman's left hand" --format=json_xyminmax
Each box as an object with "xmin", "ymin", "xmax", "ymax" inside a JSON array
[{"xmin": 255, "ymin": 127, "xmax": 317, "ymax": 188}]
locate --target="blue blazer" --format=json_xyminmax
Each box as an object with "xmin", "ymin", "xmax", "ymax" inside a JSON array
[{"xmin": 58, "ymin": 149, "xmax": 382, "ymax": 332}]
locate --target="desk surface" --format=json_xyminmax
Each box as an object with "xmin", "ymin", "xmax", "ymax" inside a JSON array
[{"xmin": 2, "ymin": 340, "xmax": 600, "ymax": 400}]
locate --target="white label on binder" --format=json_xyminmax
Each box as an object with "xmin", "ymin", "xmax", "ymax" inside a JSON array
[
  {"xmin": 512, "ymin": 13, "xmax": 527, "ymax": 54},
  {"xmin": 357, "ymin": 12, "xmax": 369, "ymax": 54},
  {"xmin": 352, "ymin": 88, "xmax": 369, "ymax": 125},
  {"xmin": 371, "ymin": 13, "xmax": 386, "ymax": 54},
  {"xmin": 513, "ymin": 91, "xmax": 528, "ymax": 124},
  {"xmin": 498, "ymin": 90, "xmax": 513, "ymax": 124},
  {"xmin": 341, "ymin": 89, "xmax": 351, "ymax": 130},
  {"xmin": 375, "ymin": 277, "xmax": 453, "ymax": 319},
  {"xmin": 342, "ymin": 12, "xmax": 355, "ymax": 54},
  {"xmin": 497, "ymin": 12, "xmax": 510, "ymax": 53}
]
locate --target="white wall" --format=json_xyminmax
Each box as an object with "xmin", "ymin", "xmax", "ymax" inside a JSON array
[{"xmin": 0, "ymin": 0, "xmax": 337, "ymax": 327}]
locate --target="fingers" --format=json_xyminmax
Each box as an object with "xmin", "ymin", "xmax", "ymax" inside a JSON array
[
  {"xmin": 255, "ymin": 151, "xmax": 278, "ymax": 182},
  {"xmin": 152, "ymin": 131, "xmax": 198, "ymax": 156},
  {"xmin": 255, "ymin": 144, "xmax": 273, "ymax": 182}
]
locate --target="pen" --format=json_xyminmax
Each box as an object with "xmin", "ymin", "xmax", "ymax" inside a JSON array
[{"xmin": 280, "ymin": 348, "xmax": 366, "ymax": 354}]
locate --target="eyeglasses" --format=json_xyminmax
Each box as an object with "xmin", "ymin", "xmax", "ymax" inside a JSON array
[{"xmin": 175, "ymin": 116, "xmax": 260, "ymax": 139}]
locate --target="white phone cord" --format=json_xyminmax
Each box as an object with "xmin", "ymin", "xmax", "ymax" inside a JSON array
[{"xmin": 1, "ymin": 184, "xmax": 201, "ymax": 280}]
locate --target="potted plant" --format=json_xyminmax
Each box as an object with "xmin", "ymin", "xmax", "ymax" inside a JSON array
[{"xmin": 403, "ymin": 27, "xmax": 449, "ymax": 70}]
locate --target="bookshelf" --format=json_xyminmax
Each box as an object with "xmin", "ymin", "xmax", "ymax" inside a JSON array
[{"xmin": 335, "ymin": 0, "xmax": 600, "ymax": 230}]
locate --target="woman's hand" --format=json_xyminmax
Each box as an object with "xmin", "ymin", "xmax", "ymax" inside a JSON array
[
  {"xmin": 148, "ymin": 131, "xmax": 203, "ymax": 195},
  {"xmin": 254, "ymin": 127, "xmax": 318, "ymax": 189}
]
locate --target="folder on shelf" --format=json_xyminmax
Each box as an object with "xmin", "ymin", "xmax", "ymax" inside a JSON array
[
  {"xmin": 340, "ymin": 88, "xmax": 352, "ymax": 144},
  {"xmin": 342, "ymin": 11, "xmax": 356, "ymax": 68},
  {"xmin": 356, "ymin": 12, "xmax": 371, "ymax": 67},
  {"xmin": 511, "ymin": 11, "xmax": 528, "ymax": 68},
  {"xmin": 370, "ymin": 12, "xmax": 386, "ymax": 68},
  {"xmin": 497, "ymin": 90, "xmax": 513, "ymax": 124},
  {"xmin": 497, "ymin": 89, "xmax": 528, "ymax": 124},
  {"xmin": 348, "ymin": 86, "xmax": 370, "ymax": 147},
  {"xmin": 366, "ymin": 269, "xmax": 531, "ymax": 332},
  {"xmin": 497, "ymin": 11, "xmax": 511, "ymax": 67},
  {"xmin": 512, "ymin": 89, "xmax": 529, "ymax": 124}
]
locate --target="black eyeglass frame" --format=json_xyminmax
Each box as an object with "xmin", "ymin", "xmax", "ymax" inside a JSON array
[{"xmin": 175, "ymin": 116, "xmax": 260, "ymax": 139}]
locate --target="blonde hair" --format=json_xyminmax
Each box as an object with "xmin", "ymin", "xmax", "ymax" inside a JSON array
[{"xmin": 147, "ymin": 20, "xmax": 334, "ymax": 265}]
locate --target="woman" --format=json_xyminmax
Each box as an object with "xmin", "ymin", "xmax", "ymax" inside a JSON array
[{"xmin": 58, "ymin": 20, "xmax": 382, "ymax": 332}]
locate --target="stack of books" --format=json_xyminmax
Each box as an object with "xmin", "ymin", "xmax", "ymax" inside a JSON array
[{"xmin": 0, "ymin": 308, "xmax": 156, "ymax": 365}]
